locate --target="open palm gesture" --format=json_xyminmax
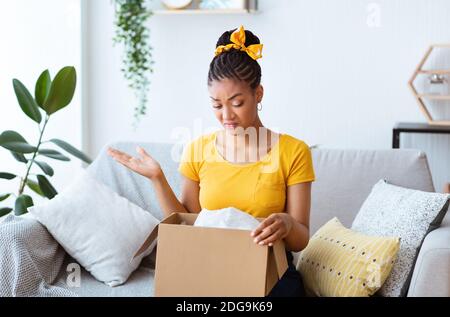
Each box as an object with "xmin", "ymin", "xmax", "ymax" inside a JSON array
[{"xmin": 107, "ymin": 146, "xmax": 163, "ymax": 180}]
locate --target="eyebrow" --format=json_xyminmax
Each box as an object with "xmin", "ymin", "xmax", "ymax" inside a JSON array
[{"xmin": 209, "ymin": 93, "xmax": 243, "ymax": 101}]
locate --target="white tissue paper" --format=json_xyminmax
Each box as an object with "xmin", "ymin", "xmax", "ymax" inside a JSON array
[{"xmin": 193, "ymin": 207, "xmax": 260, "ymax": 231}]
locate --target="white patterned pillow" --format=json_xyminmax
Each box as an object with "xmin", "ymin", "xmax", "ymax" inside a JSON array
[{"xmin": 351, "ymin": 180, "xmax": 449, "ymax": 297}]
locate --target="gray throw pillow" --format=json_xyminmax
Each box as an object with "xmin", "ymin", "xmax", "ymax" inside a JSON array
[{"xmin": 351, "ymin": 179, "xmax": 449, "ymax": 297}]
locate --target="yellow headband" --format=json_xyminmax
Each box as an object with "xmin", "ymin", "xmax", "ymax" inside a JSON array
[{"xmin": 214, "ymin": 25, "xmax": 263, "ymax": 60}]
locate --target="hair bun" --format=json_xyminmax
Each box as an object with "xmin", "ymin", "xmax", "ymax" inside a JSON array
[
  {"xmin": 208, "ymin": 27, "xmax": 262, "ymax": 90},
  {"xmin": 216, "ymin": 27, "xmax": 261, "ymax": 48}
]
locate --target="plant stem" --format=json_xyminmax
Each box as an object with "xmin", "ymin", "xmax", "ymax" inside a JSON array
[{"xmin": 18, "ymin": 114, "xmax": 50, "ymax": 196}]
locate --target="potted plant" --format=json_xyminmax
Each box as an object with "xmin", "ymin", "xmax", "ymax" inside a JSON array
[{"xmin": 0, "ymin": 66, "xmax": 92, "ymax": 217}]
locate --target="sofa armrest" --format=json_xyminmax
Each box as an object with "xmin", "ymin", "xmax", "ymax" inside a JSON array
[{"xmin": 407, "ymin": 224, "xmax": 450, "ymax": 297}]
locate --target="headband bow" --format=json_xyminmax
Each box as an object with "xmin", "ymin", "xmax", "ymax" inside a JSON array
[{"xmin": 214, "ymin": 25, "xmax": 263, "ymax": 60}]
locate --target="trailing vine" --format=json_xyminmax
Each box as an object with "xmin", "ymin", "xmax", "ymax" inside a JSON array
[{"xmin": 113, "ymin": 0, "xmax": 154, "ymax": 128}]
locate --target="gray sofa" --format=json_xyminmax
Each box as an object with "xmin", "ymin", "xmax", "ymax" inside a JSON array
[{"xmin": 50, "ymin": 142, "xmax": 449, "ymax": 296}]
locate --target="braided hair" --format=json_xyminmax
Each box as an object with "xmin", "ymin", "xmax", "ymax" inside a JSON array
[{"xmin": 207, "ymin": 28, "xmax": 262, "ymax": 90}]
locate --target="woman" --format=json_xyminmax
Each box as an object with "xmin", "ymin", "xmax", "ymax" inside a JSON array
[{"xmin": 107, "ymin": 26, "xmax": 315, "ymax": 297}]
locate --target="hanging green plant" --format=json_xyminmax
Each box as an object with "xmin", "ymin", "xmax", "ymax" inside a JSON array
[{"xmin": 113, "ymin": 0, "xmax": 154, "ymax": 129}]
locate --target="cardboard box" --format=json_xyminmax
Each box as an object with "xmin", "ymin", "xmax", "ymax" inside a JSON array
[{"xmin": 133, "ymin": 212, "xmax": 288, "ymax": 297}]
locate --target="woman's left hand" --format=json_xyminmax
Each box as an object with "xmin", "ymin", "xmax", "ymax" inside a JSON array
[{"xmin": 251, "ymin": 213, "xmax": 293, "ymax": 246}]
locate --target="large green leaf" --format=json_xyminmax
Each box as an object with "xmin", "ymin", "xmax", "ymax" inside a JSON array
[
  {"xmin": 0, "ymin": 142, "xmax": 36, "ymax": 153},
  {"xmin": 12, "ymin": 79, "xmax": 42, "ymax": 123},
  {"xmin": 34, "ymin": 160, "xmax": 54, "ymax": 176},
  {"xmin": 42, "ymin": 66, "xmax": 77, "ymax": 114},
  {"xmin": 0, "ymin": 207, "xmax": 12, "ymax": 217},
  {"xmin": 10, "ymin": 151, "xmax": 28, "ymax": 163},
  {"xmin": 0, "ymin": 131, "xmax": 36, "ymax": 153},
  {"xmin": 0, "ymin": 193, "xmax": 11, "ymax": 202},
  {"xmin": 37, "ymin": 174, "xmax": 57, "ymax": 199},
  {"xmin": 26, "ymin": 179, "xmax": 45, "ymax": 197},
  {"xmin": 0, "ymin": 172, "xmax": 16, "ymax": 180},
  {"xmin": 14, "ymin": 194, "xmax": 33, "ymax": 215},
  {"xmin": 37, "ymin": 149, "xmax": 70, "ymax": 161},
  {"xmin": 35, "ymin": 70, "xmax": 52, "ymax": 107},
  {"xmin": 0, "ymin": 130, "xmax": 27, "ymax": 143},
  {"xmin": 49, "ymin": 139, "xmax": 92, "ymax": 164}
]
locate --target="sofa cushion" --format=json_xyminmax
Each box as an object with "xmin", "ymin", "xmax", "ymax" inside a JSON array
[
  {"xmin": 351, "ymin": 179, "xmax": 450, "ymax": 297},
  {"xmin": 29, "ymin": 168, "xmax": 159, "ymax": 287},
  {"xmin": 297, "ymin": 217, "xmax": 400, "ymax": 297}
]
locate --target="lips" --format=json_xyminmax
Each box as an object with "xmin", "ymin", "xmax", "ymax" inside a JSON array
[{"xmin": 223, "ymin": 123, "xmax": 238, "ymax": 129}]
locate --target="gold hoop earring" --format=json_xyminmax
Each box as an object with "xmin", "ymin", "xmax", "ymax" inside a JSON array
[{"xmin": 257, "ymin": 102, "xmax": 262, "ymax": 111}]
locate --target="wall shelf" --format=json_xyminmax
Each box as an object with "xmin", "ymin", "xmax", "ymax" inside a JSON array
[
  {"xmin": 418, "ymin": 69, "xmax": 450, "ymax": 74},
  {"xmin": 151, "ymin": 0, "xmax": 258, "ymax": 15},
  {"xmin": 418, "ymin": 94, "xmax": 450, "ymax": 100},
  {"xmin": 408, "ymin": 44, "xmax": 450, "ymax": 126},
  {"xmin": 153, "ymin": 9, "xmax": 254, "ymax": 14}
]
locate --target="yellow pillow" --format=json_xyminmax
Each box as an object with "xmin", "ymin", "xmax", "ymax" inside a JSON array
[{"xmin": 296, "ymin": 217, "xmax": 400, "ymax": 297}]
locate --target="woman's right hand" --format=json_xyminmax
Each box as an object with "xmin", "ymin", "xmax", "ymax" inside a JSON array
[{"xmin": 107, "ymin": 146, "xmax": 163, "ymax": 181}]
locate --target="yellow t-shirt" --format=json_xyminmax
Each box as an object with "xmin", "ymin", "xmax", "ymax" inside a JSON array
[{"xmin": 178, "ymin": 131, "xmax": 315, "ymax": 218}]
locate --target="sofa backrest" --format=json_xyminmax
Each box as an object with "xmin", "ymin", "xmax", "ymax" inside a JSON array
[
  {"xmin": 88, "ymin": 142, "xmax": 182, "ymax": 221},
  {"xmin": 89, "ymin": 142, "xmax": 435, "ymax": 233},
  {"xmin": 310, "ymin": 148, "xmax": 435, "ymax": 233}
]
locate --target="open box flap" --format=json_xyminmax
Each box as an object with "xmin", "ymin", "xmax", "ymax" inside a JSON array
[
  {"xmin": 132, "ymin": 212, "xmax": 180, "ymax": 259},
  {"xmin": 272, "ymin": 240, "xmax": 288, "ymax": 278},
  {"xmin": 255, "ymin": 217, "xmax": 288, "ymax": 278}
]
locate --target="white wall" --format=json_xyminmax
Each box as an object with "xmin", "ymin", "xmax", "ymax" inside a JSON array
[
  {"xmin": 83, "ymin": 0, "xmax": 450, "ymax": 191},
  {"xmin": 0, "ymin": 0, "xmax": 82, "ymax": 208}
]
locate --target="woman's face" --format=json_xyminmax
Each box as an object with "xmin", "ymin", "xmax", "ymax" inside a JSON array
[{"xmin": 208, "ymin": 78, "xmax": 263, "ymax": 135}]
